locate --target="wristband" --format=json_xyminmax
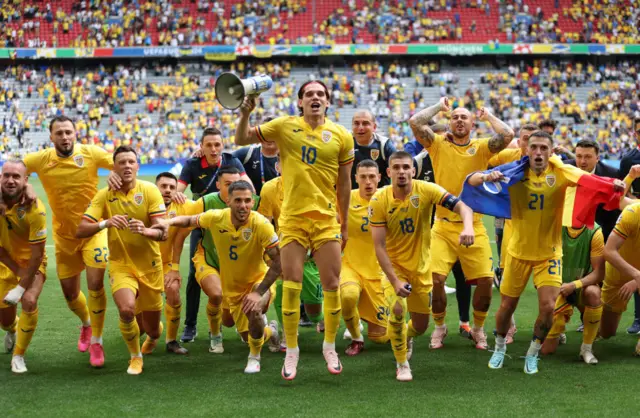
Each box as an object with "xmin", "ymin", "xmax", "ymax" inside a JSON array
[
  {"xmin": 15, "ymin": 285, "xmax": 26, "ymax": 296},
  {"xmin": 98, "ymin": 220, "xmax": 107, "ymax": 230},
  {"xmin": 572, "ymin": 280, "xmax": 583, "ymax": 290},
  {"xmin": 171, "ymin": 264, "xmax": 180, "ymax": 271}
]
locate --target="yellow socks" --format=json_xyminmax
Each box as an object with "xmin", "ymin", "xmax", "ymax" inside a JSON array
[
  {"xmin": 119, "ymin": 318, "xmax": 141, "ymax": 356},
  {"xmin": 323, "ymin": 288, "xmax": 341, "ymax": 345},
  {"xmin": 67, "ymin": 291, "xmax": 90, "ymax": 326},
  {"xmin": 1, "ymin": 316, "xmax": 17, "ymax": 333},
  {"xmin": 340, "ymin": 283, "xmax": 362, "ymax": 340},
  {"xmin": 583, "ymin": 304, "xmax": 603, "ymax": 345},
  {"xmin": 165, "ymin": 303, "xmax": 181, "ymax": 343},
  {"xmin": 14, "ymin": 309, "xmax": 38, "ymax": 356},
  {"xmin": 282, "ymin": 281, "xmax": 302, "ymax": 350},
  {"xmin": 547, "ymin": 313, "xmax": 568, "ymax": 340},
  {"xmin": 206, "ymin": 301, "xmax": 222, "ymax": 336},
  {"xmin": 88, "ymin": 288, "xmax": 106, "ymax": 339},
  {"xmin": 248, "ymin": 326, "xmax": 272, "ymax": 357},
  {"xmin": 388, "ymin": 297, "xmax": 408, "ymax": 364},
  {"xmin": 433, "ymin": 310, "xmax": 446, "ymax": 327},
  {"xmin": 473, "ymin": 310, "xmax": 488, "ymax": 330}
]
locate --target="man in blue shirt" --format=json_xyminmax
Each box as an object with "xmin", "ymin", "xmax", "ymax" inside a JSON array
[{"xmin": 177, "ymin": 127, "xmax": 250, "ymax": 343}]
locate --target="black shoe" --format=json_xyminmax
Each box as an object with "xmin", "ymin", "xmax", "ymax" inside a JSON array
[
  {"xmin": 299, "ymin": 312, "xmax": 313, "ymax": 327},
  {"xmin": 181, "ymin": 325, "xmax": 198, "ymax": 343},
  {"xmin": 627, "ymin": 319, "xmax": 640, "ymax": 335},
  {"xmin": 167, "ymin": 340, "xmax": 189, "ymax": 355}
]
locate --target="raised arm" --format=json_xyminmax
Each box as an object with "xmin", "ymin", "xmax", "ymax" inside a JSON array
[
  {"xmin": 76, "ymin": 214, "xmax": 129, "ymax": 239},
  {"xmin": 477, "ymin": 107, "xmax": 515, "ymax": 153},
  {"xmin": 408, "ymin": 97, "xmax": 449, "ymax": 149},
  {"xmin": 235, "ymin": 96, "xmax": 260, "ymax": 146},
  {"xmin": 165, "ymin": 215, "xmax": 199, "ymax": 228},
  {"xmin": 467, "ymin": 170, "xmax": 505, "ymax": 187}
]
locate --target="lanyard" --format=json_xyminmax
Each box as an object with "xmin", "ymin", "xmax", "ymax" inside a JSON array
[
  {"xmin": 259, "ymin": 151, "xmax": 266, "ymax": 185},
  {"xmin": 198, "ymin": 157, "xmax": 222, "ymax": 198}
]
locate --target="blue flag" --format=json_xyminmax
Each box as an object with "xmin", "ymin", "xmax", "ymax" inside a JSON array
[{"xmin": 460, "ymin": 157, "xmax": 529, "ymax": 219}]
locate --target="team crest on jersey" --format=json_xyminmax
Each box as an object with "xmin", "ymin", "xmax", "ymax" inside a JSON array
[
  {"xmin": 545, "ymin": 174, "xmax": 556, "ymax": 187},
  {"xmin": 370, "ymin": 149, "xmax": 380, "ymax": 160},
  {"xmin": 322, "ymin": 130, "xmax": 332, "ymax": 143},
  {"xmin": 467, "ymin": 146, "xmax": 477, "ymax": 156},
  {"xmin": 168, "ymin": 210, "xmax": 177, "ymax": 218},
  {"xmin": 368, "ymin": 206, "xmax": 374, "ymax": 217},
  {"xmin": 410, "ymin": 195, "xmax": 419, "ymax": 208},
  {"xmin": 242, "ymin": 228, "xmax": 253, "ymax": 241},
  {"xmin": 134, "ymin": 193, "xmax": 144, "ymax": 206},
  {"xmin": 17, "ymin": 207, "xmax": 26, "ymax": 219},
  {"xmin": 73, "ymin": 154, "xmax": 85, "ymax": 167}
]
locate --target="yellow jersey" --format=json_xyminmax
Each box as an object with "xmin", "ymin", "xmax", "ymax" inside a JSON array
[
  {"xmin": 255, "ymin": 116, "xmax": 354, "ymax": 218},
  {"xmin": 160, "ymin": 199, "xmax": 203, "ymax": 266},
  {"xmin": 196, "ymin": 209, "xmax": 278, "ymax": 303},
  {"xmin": 258, "ymin": 176, "xmax": 283, "ymax": 227},
  {"xmin": 427, "ymin": 133, "xmax": 493, "ymax": 222},
  {"xmin": 508, "ymin": 165, "xmax": 573, "ymax": 261},
  {"xmin": 606, "ymin": 203, "xmax": 640, "ymax": 282},
  {"xmin": 0, "ymin": 199, "xmax": 48, "ymax": 264},
  {"xmin": 24, "ymin": 144, "xmax": 113, "ymax": 239},
  {"xmin": 83, "ymin": 180, "xmax": 166, "ymax": 275},
  {"xmin": 343, "ymin": 189, "xmax": 383, "ymax": 279},
  {"xmin": 488, "ymin": 148, "xmax": 522, "ymax": 168},
  {"xmin": 369, "ymin": 180, "xmax": 449, "ymax": 276}
]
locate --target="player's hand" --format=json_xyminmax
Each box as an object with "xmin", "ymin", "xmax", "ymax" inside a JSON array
[
  {"xmin": 459, "ymin": 227, "xmax": 475, "ymax": 247},
  {"xmin": 241, "ymin": 291, "xmax": 263, "ymax": 315},
  {"xmin": 164, "ymin": 270, "xmax": 181, "ymax": 289},
  {"xmin": 481, "ymin": 170, "xmax": 505, "ymax": 183},
  {"xmin": 191, "ymin": 149, "xmax": 204, "ymax": 158},
  {"xmin": 629, "ymin": 164, "xmax": 640, "ymax": 180},
  {"xmin": 393, "ymin": 280, "xmax": 411, "ymax": 298},
  {"xmin": 619, "ymin": 280, "xmax": 638, "ymax": 302},
  {"xmin": 172, "ymin": 192, "xmax": 187, "ymax": 205},
  {"xmin": 553, "ymin": 145, "xmax": 570, "ymax": 155},
  {"xmin": 108, "ymin": 215, "xmax": 129, "ymax": 230},
  {"xmin": 476, "ymin": 107, "xmax": 491, "ymax": 122},
  {"xmin": 107, "ymin": 171, "xmax": 123, "ymax": 191},
  {"xmin": 20, "ymin": 183, "xmax": 37, "ymax": 207},
  {"xmin": 340, "ymin": 223, "xmax": 348, "ymax": 251},
  {"xmin": 439, "ymin": 97, "xmax": 451, "ymax": 113},
  {"xmin": 559, "ymin": 282, "xmax": 576, "ymax": 298},
  {"xmin": 3, "ymin": 285, "xmax": 25, "ymax": 306},
  {"xmin": 150, "ymin": 222, "xmax": 169, "ymax": 240},
  {"xmin": 128, "ymin": 218, "xmax": 146, "ymax": 235},
  {"xmin": 240, "ymin": 95, "xmax": 257, "ymax": 117},
  {"xmin": 612, "ymin": 179, "xmax": 626, "ymax": 194}
]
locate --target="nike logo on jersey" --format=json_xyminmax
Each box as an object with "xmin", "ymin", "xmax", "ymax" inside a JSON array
[
  {"xmin": 108, "ymin": 198, "xmax": 119, "ymax": 202},
  {"xmin": 198, "ymin": 174, "xmax": 207, "ymax": 179},
  {"xmin": 219, "ymin": 229, "xmax": 228, "ymax": 233},
  {"xmin": 293, "ymin": 129, "xmax": 303, "ymax": 133},
  {"xmin": 353, "ymin": 205, "xmax": 362, "ymax": 209},
  {"xmin": 388, "ymin": 208, "xmax": 397, "ymax": 214}
]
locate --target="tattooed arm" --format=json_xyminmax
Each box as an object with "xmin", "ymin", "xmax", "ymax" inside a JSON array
[
  {"xmin": 477, "ymin": 108, "xmax": 515, "ymax": 153},
  {"xmin": 409, "ymin": 97, "xmax": 451, "ymax": 148}
]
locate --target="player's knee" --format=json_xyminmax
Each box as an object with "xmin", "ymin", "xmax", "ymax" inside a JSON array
[
  {"xmin": 391, "ymin": 302, "xmax": 405, "ymax": 320},
  {"xmin": 208, "ymin": 293, "xmax": 223, "ymax": 306},
  {"xmin": 21, "ymin": 293, "xmax": 38, "ymax": 312},
  {"xmin": 118, "ymin": 305, "xmax": 136, "ymax": 322},
  {"xmin": 432, "ymin": 274, "xmax": 446, "ymax": 286},
  {"xmin": 340, "ymin": 284, "xmax": 359, "ymax": 307},
  {"xmin": 222, "ymin": 310, "xmax": 235, "ymax": 328},
  {"xmin": 412, "ymin": 321, "xmax": 428, "ymax": 335},
  {"xmin": 583, "ymin": 286, "xmax": 601, "ymax": 306},
  {"xmin": 539, "ymin": 299, "xmax": 556, "ymax": 317},
  {"xmin": 499, "ymin": 297, "xmax": 518, "ymax": 314}
]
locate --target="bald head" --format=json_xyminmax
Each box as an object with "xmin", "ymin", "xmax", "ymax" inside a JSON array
[
  {"xmin": 352, "ymin": 109, "xmax": 378, "ymax": 145},
  {"xmin": 449, "ymin": 107, "xmax": 474, "ymax": 140}
]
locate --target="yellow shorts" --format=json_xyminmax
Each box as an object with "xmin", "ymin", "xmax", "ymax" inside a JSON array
[
  {"xmin": 192, "ymin": 245, "xmax": 220, "ymax": 286},
  {"xmin": 0, "ymin": 262, "xmax": 47, "ymax": 309},
  {"xmin": 341, "ymin": 265, "xmax": 387, "ymax": 328},
  {"xmin": 601, "ymin": 268, "xmax": 633, "ymax": 314},
  {"xmin": 226, "ymin": 282, "xmax": 275, "ymax": 334},
  {"xmin": 54, "ymin": 230, "xmax": 108, "ymax": 279},
  {"xmin": 430, "ymin": 220, "xmax": 493, "ymax": 282},
  {"xmin": 500, "ymin": 220, "xmax": 513, "ymax": 270},
  {"xmin": 279, "ymin": 212, "xmax": 341, "ymax": 253},
  {"xmin": 110, "ymin": 269, "xmax": 163, "ymax": 314},
  {"xmin": 382, "ymin": 269, "xmax": 433, "ymax": 315},
  {"xmin": 500, "ymin": 253, "xmax": 562, "ymax": 298}
]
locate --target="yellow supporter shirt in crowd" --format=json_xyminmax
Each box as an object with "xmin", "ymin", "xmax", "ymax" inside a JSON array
[
  {"xmin": 196, "ymin": 209, "xmax": 278, "ymax": 303},
  {"xmin": 24, "ymin": 145, "xmax": 113, "ymax": 239},
  {"xmin": 255, "ymin": 116, "xmax": 354, "ymax": 218},
  {"xmin": 343, "ymin": 189, "xmax": 383, "ymax": 279},
  {"xmin": 369, "ymin": 180, "xmax": 449, "ymax": 276},
  {"xmin": 83, "ymin": 180, "xmax": 166, "ymax": 275}
]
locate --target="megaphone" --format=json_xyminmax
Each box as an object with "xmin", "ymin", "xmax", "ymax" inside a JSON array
[{"xmin": 215, "ymin": 73, "xmax": 273, "ymax": 110}]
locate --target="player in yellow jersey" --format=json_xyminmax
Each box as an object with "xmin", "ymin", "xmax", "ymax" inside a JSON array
[
  {"xmin": 341, "ymin": 160, "xmax": 389, "ymax": 356},
  {"xmin": 370, "ymin": 151, "xmax": 475, "ymax": 381},
  {"xmin": 164, "ymin": 181, "xmax": 281, "ymax": 373},
  {"xmin": 22, "ymin": 116, "xmax": 115, "ymax": 367},
  {"xmin": 469, "ymin": 131, "xmax": 624, "ymax": 374},
  {"xmin": 77, "ymin": 146, "xmax": 168, "ymax": 375},
  {"xmin": 153, "ymin": 172, "xmax": 203, "ymax": 355},
  {"xmin": 409, "ymin": 98, "xmax": 514, "ymax": 350},
  {"xmin": 235, "ymin": 81, "xmax": 354, "ymax": 380},
  {"xmin": 0, "ymin": 161, "xmax": 47, "ymax": 373}
]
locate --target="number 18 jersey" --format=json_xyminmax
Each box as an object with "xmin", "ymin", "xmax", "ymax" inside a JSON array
[{"xmin": 369, "ymin": 181, "xmax": 448, "ymax": 276}]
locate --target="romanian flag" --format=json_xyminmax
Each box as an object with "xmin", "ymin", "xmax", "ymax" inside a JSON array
[{"xmin": 461, "ymin": 156, "xmax": 623, "ymax": 228}]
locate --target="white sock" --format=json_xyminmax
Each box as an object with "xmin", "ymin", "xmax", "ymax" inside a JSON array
[
  {"xmin": 82, "ymin": 320, "xmax": 91, "ymax": 327},
  {"xmin": 90, "ymin": 336, "xmax": 103, "ymax": 345},
  {"xmin": 526, "ymin": 340, "xmax": 542, "ymax": 357},
  {"xmin": 472, "ymin": 326, "xmax": 483, "ymax": 332},
  {"xmin": 397, "ymin": 361, "xmax": 409, "ymax": 368},
  {"xmin": 323, "ymin": 342, "xmax": 336, "ymax": 351},
  {"xmin": 131, "ymin": 353, "xmax": 142, "ymax": 359},
  {"xmin": 286, "ymin": 347, "xmax": 300, "ymax": 356},
  {"xmin": 436, "ymin": 324, "xmax": 446, "ymax": 330},
  {"xmin": 581, "ymin": 343, "xmax": 592, "ymax": 351},
  {"xmin": 495, "ymin": 335, "xmax": 506, "ymax": 351}
]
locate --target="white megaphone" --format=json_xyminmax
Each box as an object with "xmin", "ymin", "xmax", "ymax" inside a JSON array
[{"xmin": 215, "ymin": 73, "xmax": 273, "ymax": 110}]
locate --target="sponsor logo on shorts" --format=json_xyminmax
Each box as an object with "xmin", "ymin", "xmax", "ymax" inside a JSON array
[
  {"xmin": 546, "ymin": 175, "xmax": 556, "ymax": 187},
  {"xmin": 370, "ymin": 149, "xmax": 380, "ymax": 160},
  {"xmin": 242, "ymin": 228, "xmax": 253, "ymax": 241},
  {"xmin": 322, "ymin": 130, "xmax": 332, "ymax": 143},
  {"xmin": 74, "ymin": 154, "xmax": 85, "ymax": 167},
  {"xmin": 134, "ymin": 193, "xmax": 144, "ymax": 206}
]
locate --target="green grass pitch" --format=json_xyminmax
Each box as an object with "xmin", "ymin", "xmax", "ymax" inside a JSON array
[{"xmin": 3, "ymin": 176, "xmax": 639, "ymax": 417}]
